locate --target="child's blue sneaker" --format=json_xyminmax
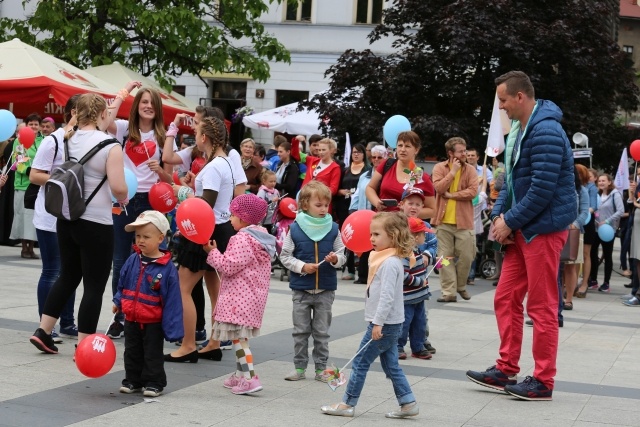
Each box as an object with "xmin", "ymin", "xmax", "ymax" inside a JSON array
[{"xmin": 59, "ymin": 324, "xmax": 78, "ymax": 339}]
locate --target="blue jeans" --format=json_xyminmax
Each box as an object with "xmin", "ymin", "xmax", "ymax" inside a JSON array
[
  {"xmin": 36, "ymin": 228, "xmax": 75, "ymax": 327},
  {"xmin": 398, "ymin": 302, "xmax": 426, "ymax": 354},
  {"xmin": 111, "ymin": 193, "xmax": 153, "ymax": 322},
  {"xmin": 343, "ymin": 323, "xmax": 416, "ymax": 407}
]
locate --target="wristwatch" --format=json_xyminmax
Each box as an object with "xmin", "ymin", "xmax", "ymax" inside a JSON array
[{"xmin": 491, "ymin": 216, "xmax": 500, "ymax": 224}]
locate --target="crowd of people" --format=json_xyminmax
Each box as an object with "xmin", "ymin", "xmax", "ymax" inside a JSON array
[{"xmin": 0, "ymin": 70, "xmax": 633, "ymax": 412}]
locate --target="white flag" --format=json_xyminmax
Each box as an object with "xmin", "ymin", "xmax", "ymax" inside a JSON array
[
  {"xmin": 485, "ymin": 93, "xmax": 508, "ymax": 157},
  {"xmin": 344, "ymin": 132, "xmax": 351, "ymax": 167},
  {"xmin": 614, "ymin": 147, "xmax": 630, "ymax": 190}
]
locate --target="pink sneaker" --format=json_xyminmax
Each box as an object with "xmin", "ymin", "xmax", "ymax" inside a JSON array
[
  {"xmin": 223, "ymin": 374, "xmax": 242, "ymax": 389},
  {"xmin": 231, "ymin": 375, "xmax": 263, "ymax": 395}
]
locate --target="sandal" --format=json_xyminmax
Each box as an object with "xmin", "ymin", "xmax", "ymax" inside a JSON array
[
  {"xmin": 576, "ymin": 291, "xmax": 587, "ymax": 299},
  {"xmin": 564, "ymin": 301, "xmax": 573, "ymax": 310}
]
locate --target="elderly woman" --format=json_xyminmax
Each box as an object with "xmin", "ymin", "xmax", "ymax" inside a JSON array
[
  {"xmin": 239, "ymin": 138, "xmax": 263, "ymax": 194},
  {"xmin": 365, "ymin": 131, "xmax": 435, "ymax": 218}
]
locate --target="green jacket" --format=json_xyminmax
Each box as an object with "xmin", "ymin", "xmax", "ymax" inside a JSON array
[{"xmin": 11, "ymin": 134, "xmax": 43, "ymax": 190}]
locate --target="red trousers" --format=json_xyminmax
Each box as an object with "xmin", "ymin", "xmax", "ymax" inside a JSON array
[{"xmin": 494, "ymin": 229, "xmax": 567, "ymax": 389}]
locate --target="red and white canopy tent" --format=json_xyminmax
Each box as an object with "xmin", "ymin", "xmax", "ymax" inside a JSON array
[
  {"xmin": 0, "ymin": 38, "xmax": 121, "ymax": 122},
  {"xmin": 0, "ymin": 39, "xmax": 198, "ymax": 131}
]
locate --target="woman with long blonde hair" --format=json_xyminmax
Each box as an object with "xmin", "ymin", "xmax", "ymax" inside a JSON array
[{"xmin": 29, "ymin": 93, "xmax": 128, "ymax": 354}]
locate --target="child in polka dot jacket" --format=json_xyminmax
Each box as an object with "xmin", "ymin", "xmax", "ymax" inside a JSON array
[{"xmin": 204, "ymin": 193, "xmax": 277, "ymax": 395}]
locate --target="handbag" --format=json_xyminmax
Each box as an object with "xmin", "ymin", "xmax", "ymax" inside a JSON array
[
  {"xmin": 560, "ymin": 228, "xmax": 580, "ymax": 262},
  {"xmin": 23, "ymin": 179, "xmax": 39, "ymax": 209}
]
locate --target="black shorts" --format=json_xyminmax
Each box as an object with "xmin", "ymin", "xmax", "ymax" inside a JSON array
[
  {"xmin": 175, "ymin": 221, "xmax": 235, "ymax": 272},
  {"xmin": 583, "ymin": 219, "xmax": 597, "ymax": 246}
]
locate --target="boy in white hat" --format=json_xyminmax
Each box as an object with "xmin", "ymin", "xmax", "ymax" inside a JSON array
[{"xmin": 113, "ymin": 210, "xmax": 183, "ymax": 398}]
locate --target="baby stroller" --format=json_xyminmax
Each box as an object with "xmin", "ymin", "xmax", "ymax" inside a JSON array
[
  {"xmin": 269, "ymin": 199, "xmax": 296, "ymax": 282},
  {"xmin": 473, "ymin": 209, "xmax": 497, "ymax": 278}
]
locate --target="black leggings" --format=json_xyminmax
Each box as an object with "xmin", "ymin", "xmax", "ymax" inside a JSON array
[
  {"xmin": 589, "ymin": 235, "xmax": 614, "ymax": 284},
  {"xmin": 43, "ymin": 219, "xmax": 114, "ymax": 335}
]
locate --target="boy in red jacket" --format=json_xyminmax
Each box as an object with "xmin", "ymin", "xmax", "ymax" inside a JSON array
[{"xmin": 113, "ymin": 211, "xmax": 183, "ymax": 397}]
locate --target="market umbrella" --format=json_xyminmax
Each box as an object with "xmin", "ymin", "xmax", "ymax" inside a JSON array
[
  {"xmin": 242, "ymin": 102, "xmax": 324, "ymax": 135},
  {"xmin": 86, "ymin": 62, "xmax": 199, "ymax": 132},
  {"xmin": 0, "ymin": 38, "xmax": 120, "ymax": 122}
]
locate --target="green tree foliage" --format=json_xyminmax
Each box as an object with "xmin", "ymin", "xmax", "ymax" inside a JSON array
[
  {"xmin": 0, "ymin": 0, "xmax": 290, "ymax": 89},
  {"xmin": 306, "ymin": 0, "xmax": 638, "ymax": 168}
]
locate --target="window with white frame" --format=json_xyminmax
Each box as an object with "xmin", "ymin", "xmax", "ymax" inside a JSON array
[
  {"xmin": 286, "ymin": 0, "xmax": 312, "ymax": 22},
  {"xmin": 355, "ymin": 0, "xmax": 383, "ymax": 24},
  {"xmin": 623, "ymin": 45, "xmax": 634, "ymax": 55}
]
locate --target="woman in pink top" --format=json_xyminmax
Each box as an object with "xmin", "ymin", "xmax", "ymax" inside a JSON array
[{"xmin": 366, "ymin": 131, "xmax": 436, "ymax": 218}]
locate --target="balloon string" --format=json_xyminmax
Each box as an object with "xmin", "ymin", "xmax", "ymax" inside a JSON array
[{"xmin": 105, "ymin": 312, "xmax": 117, "ymax": 335}]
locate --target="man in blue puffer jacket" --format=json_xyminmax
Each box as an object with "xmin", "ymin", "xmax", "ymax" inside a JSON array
[{"xmin": 466, "ymin": 71, "xmax": 576, "ymax": 402}]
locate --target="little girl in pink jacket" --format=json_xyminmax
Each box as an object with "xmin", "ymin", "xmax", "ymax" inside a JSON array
[{"xmin": 204, "ymin": 194, "xmax": 276, "ymax": 395}]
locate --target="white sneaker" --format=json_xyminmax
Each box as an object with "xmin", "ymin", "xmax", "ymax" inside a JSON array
[{"xmin": 620, "ymin": 293, "xmax": 634, "ymax": 300}]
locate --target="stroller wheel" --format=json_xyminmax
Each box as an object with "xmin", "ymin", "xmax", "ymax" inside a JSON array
[{"xmin": 480, "ymin": 259, "xmax": 497, "ymax": 279}]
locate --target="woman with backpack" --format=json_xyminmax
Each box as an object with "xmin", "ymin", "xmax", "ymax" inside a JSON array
[
  {"xmin": 28, "ymin": 95, "xmax": 80, "ymax": 342},
  {"xmin": 105, "ymin": 87, "xmax": 176, "ymax": 340},
  {"xmin": 29, "ymin": 93, "xmax": 128, "ymax": 354}
]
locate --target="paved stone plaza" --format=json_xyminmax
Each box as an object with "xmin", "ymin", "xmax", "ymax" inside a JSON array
[{"xmin": 0, "ymin": 243, "xmax": 638, "ymax": 426}]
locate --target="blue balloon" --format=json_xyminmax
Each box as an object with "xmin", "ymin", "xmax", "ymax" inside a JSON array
[
  {"xmin": 383, "ymin": 115, "xmax": 411, "ymax": 149},
  {"xmin": 597, "ymin": 223, "xmax": 615, "ymax": 242},
  {"xmin": 125, "ymin": 168, "xmax": 138, "ymax": 199},
  {"xmin": 112, "ymin": 168, "xmax": 139, "ymax": 202},
  {"xmin": 584, "ymin": 211, "xmax": 591, "ymax": 225},
  {"xmin": 0, "ymin": 109, "xmax": 17, "ymax": 141}
]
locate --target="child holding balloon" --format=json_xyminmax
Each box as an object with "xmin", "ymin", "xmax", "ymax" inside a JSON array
[
  {"xmin": 113, "ymin": 210, "xmax": 183, "ymax": 397},
  {"xmin": 280, "ymin": 181, "xmax": 346, "ymax": 382},
  {"xmin": 399, "ymin": 187, "xmax": 438, "ymax": 355},
  {"xmin": 203, "ymin": 194, "xmax": 277, "ymax": 395},
  {"xmin": 321, "ymin": 212, "xmax": 419, "ymax": 419}
]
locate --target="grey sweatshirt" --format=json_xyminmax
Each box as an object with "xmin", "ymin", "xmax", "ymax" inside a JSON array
[{"xmin": 365, "ymin": 256, "xmax": 405, "ymax": 326}]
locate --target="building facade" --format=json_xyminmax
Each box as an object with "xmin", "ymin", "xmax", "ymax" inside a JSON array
[{"xmin": 176, "ymin": 0, "xmax": 395, "ymax": 145}]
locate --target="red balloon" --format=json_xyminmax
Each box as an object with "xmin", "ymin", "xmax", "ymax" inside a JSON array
[
  {"xmin": 149, "ymin": 182, "xmax": 178, "ymax": 213},
  {"xmin": 172, "ymin": 171, "xmax": 181, "ymax": 185},
  {"xmin": 176, "ymin": 197, "xmax": 215, "ymax": 244},
  {"xmin": 75, "ymin": 333, "xmax": 116, "ymax": 378},
  {"xmin": 631, "ymin": 140, "xmax": 640, "ymax": 161},
  {"xmin": 18, "ymin": 126, "xmax": 36, "ymax": 149},
  {"xmin": 191, "ymin": 157, "xmax": 206, "ymax": 175},
  {"xmin": 279, "ymin": 197, "xmax": 298, "ymax": 219},
  {"xmin": 341, "ymin": 210, "xmax": 375, "ymax": 252}
]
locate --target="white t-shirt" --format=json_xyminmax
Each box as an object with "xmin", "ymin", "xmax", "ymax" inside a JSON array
[
  {"xmin": 66, "ymin": 130, "xmax": 120, "ymax": 225},
  {"xmin": 195, "ymin": 156, "xmax": 235, "ymax": 224},
  {"xmin": 176, "ymin": 146, "xmax": 194, "ymax": 174},
  {"xmin": 228, "ymin": 148, "xmax": 247, "ymax": 185},
  {"xmin": 32, "ymin": 128, "xmax": 65, "ymax": 232},
  {"xmin": 113, "ymin": 119, "xmax": 177, "ymax": 192}
]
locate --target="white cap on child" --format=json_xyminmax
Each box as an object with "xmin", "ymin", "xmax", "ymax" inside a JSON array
[{"xmin": 124, "ymin": 210, "xmax": 171, "ymax": 235}]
